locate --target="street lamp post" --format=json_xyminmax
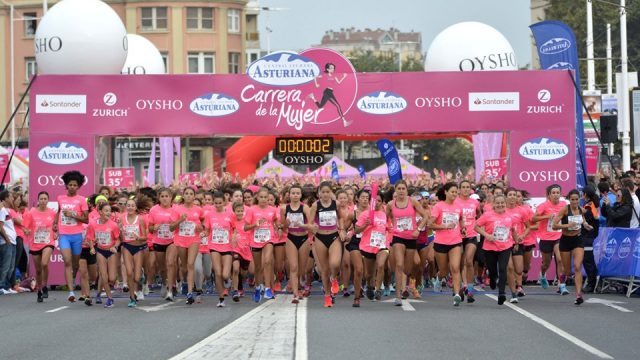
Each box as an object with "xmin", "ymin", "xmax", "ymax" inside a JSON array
[{"xmin": 620, "ymin": 0, "xmax": 631, "ymax": 170}]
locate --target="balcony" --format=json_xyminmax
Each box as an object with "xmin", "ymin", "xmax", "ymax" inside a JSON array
[{"xmin": 245, "ymin": 32, "xmax": 259, "ymax": 41}]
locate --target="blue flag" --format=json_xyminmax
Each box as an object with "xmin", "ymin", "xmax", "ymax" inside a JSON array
[
  {"xmin": 331, "ymin": 160, "xmax": 339, "ymax": 182},
  {"xmin": 358, "ymin": 165, "xmax": 366, "ymax": 179},
  {"xmin": 376, "ymin": 139, "xmax": 402, "ymax": 184},
  {"xmin": 530, "ymin": 21, "xmax": 587, "ymax": 190}
]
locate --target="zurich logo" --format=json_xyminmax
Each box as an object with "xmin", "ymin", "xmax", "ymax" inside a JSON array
[
  {"xmin": 357, "ymin": 91, "xmax": 407, "ymax": 115},
  {"xmin": 539, "ymin": 37, "xmax": 571, "ymax": 55},
  {"xmin": 547, "ymin": 62, "xmax": 574, "ymax": 70},
  {"xmin": 38, "ymin": 142, "xmax": 88, "ymax": 165},
  {"xmin": 247, "ymin": 51, "xmax": 320, "ymax": 86},
  {"xmin": 190, "ymin": 93, "xmax": 239, "ymax": 117},
  {"xmin": 518, "ymin": 137, "xmax": 569, "ymax": 161},
  {"xmin": 388, "ymin": 158, "xmax": 400, "ymax": 176}
]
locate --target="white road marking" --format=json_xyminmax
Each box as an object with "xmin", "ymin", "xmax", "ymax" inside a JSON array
[
  {"xmin": 136, "ymin": 302, "xmax": 177, "ymax": 312},
  {"xmin": 382, "ymin": 298, "xmax": 424, "ymax": 311},
  {"xmin": 170, "ymin": 295, "xmax": 307, "ymax": 360},
  {"xmin": 45, "ymin": 306, "xmax": 68, "ymax": 313},
  {"xmin": 585, "ymin": 298, "xmax": 633, "ymax": 313},
  {"xmin": 485, "ymin": 294, "xmax": 613, "ymax": 359}
]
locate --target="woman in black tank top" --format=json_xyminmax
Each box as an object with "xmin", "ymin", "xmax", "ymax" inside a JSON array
[{"xmin": 280, "ymin": 185, "xmax": 311, "ymax": 304}]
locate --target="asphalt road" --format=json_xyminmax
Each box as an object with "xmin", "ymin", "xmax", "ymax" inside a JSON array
[{"xmin": 1, "ymin": 285, "xmax": 638, "ymax": 360}]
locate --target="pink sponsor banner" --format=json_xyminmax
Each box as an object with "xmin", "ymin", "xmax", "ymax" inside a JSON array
[
  {"xmin": 585, "ymin": 145, "xmax": 600, "ymax": 175},
  {"xmin": 179, "ymin": 172, "xmax": 201, "ymax": 185},
  {"xmin": 0, "ymin": 154, "xmax": 10, "ymax": 184},
  {"xmin": 483, "ymin": 158, "xmax": 507, "ymax": 179},
  {"xmin": 103, "ymin": 167, "xmax": 135, "ymax": 189}
]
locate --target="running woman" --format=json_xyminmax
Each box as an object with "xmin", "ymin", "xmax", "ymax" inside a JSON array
[
  {"xmin": 195, "ymin": 193, "xmax": 214, "ymax": 303},
  {"xmin": 531, "ymin": 184, "xmax": 566, "ymax": 290},
  {"xmin": 56, "ymin": 170, "xmax": 89, "ymax": 302},
  {"xmin": 454, "ymin": 180, "xmax": 481, "ymax": 303},
  {"xmin": 387, "ymin": 180, "xmax": 429, "ymax": 306},
  {"xmin": 355, "ymin": 191, "xmax": 391, "ymax": 304},
  {"xmin": 428, "ymin": 182, "xmax": 466, "ymax": 306},
  {"xmin": 309, "ymin": 181, "xmax": 346, "ymax": 308},
  {"xmin": 343, "ymin": 189, "xmax": 370, "ymax": 306},
  {"xmin": 268, "ymin": 191, "xmax": 286, "ymax": 293},
  {"xmin": 552, "ymin": 189, "xmax": 593, "ymax": 305},
  {"xmin": 505, "ymin": 188, "xmax": 531, "ymax": 303},
  {"xmin": 206, "ymin": 191, "xmax": 235, "ymax": 307},
  {"xmin": 336, "ymin": 189, "xmax": 354, "ymax": 297},
  {"xmin": 174, "ymin": 187, "xmax": 203, "ymax": 305},
  {"xmin": 281, "ymin": 184, "xmax": 312, "ymax": 304},
  {"xmin": 245, "ymin": 187, "xmax": 281, "ymax": 302},
  {"xmin": 474, "ymin": 195, "xmax": 518, "ymax": 305},
  {"xmin": 120, "ymin": 198, "xmax": 148, "ymax": 307},
  {"xmin": 29, "ymin": 191, "xmax": 56, "ymax": 302},
  {"xmin": 86, "ymin": 203, "xmax": 121, "ymax": 308},
  {"xmin": 147, "ymin": 188, "xmax": 181, "ymax": 301},
  {"xmin": 517, "ymin": 190, "xmax": 537, "ymax": 293},
  {"xmin": 231, "ymin": 202, "xmax": 252, "ymax": 302}
]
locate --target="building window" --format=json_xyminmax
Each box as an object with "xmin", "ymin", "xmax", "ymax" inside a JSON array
[
  {"xmin": 186, "ymin": 7, "xmax": 213, "ymax": 30},
  {"xmin": 24, "ymin": 12, "xmax": 37, "ymax": 37},
  {"xmin": 227, "ymin": 8, "xmax": 240, "ymax": 33},
  {"xmin": 246, "ymin": 51, "xmax": 259, "ymax": 68},
  {"xmin": 188, "ymin": 150, "xmax": 202, "ymax": 172},
  {"xmin": 161, "ymin": 52, "xmax": 169, "ymax": 73},
  {"xmin": 228, "ymin": 52, "xmax": 240, "ymax": 74},
  {"xmin": 187, "ymin": 52, "xmax": 215, "ymax": 74},
  {"xmin": 141, "ymin": 7, "xmax": 168, "ymax": 31},
  {"xmin": 25, "ymin": 57, "xmax": 37, "ymax": 81}
]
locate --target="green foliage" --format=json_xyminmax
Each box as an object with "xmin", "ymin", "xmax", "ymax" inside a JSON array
[
  {"xmin": 414, "ymin": 138, "xmax": 474, "ymax": 173},
  {"xmin": 348, "ymin": 49, "xmax": 424, "ymax": 72},
  {"xmin": 544, "ymin": 0, "xmax": 640, "ymax": 90}
]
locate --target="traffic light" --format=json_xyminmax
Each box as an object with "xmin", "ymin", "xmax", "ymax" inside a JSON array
[{"xmin": 422, "ymin": 154, "xmax": 429, "ymax": 161}]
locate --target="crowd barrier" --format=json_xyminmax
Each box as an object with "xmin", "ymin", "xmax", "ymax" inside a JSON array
[{"xmin": 593, "ymin": 227, "xmax": 640, "ymax": 297}]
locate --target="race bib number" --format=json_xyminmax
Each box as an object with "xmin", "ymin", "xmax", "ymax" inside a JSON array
[
  {"xmin": 212, "ymin": 228, "xmax": 230, "ymax": 244},
  {"xmin": 370, "ymin": 231, "xmax": 386, "ymax": 249},
  {"xmin": 493, "ymin": 226, "xmax": 509, "ymax": 242},
  {"xmin": 547, "ymin": 215, "xmax": 560, "ymax": 232},
  {"xmin": 200, "ymin": 234, "xmax": 209, "ymax": 246},
  {"xmin": 416, "ymin": 216, "xmax": 426, "ymax": 231},
  {"xmin": 442, "ymin": 212, "xmax": 459, "ymax": 228},
  {"xmin": 61, "ymin": 211, "xmax": 77, "ymax": 226},
  {"xmin": 96, "ymin": 231, "xmax": 111, "ymax": 246},
  {"xmin": 287, "ymin": 212, "xmax": 304, "ymax": 227},
  {"xmin": 319, "ymin": 211, "xmax": 337, "ymax": 227},
  {"xmin": 123, "ymin": 224, "xmax": 139, "ymax": 241},
  {"xmin": 34, "ymin": 228, "xmax": 51, "ymax": 244},
  {"xmin": 396, "ymin": 217, "xmax": 413, "ymax": 231},
  {"xmin": 568, "ymin": 215, "xmax": 583, "ymax": 231},
  {"xmin": 179, "ymin": 221, "xmax": 196, "ymax": 237},
  {"xmin": 254, "ymin": 228, "xmax": 271, "ymax": 243},
  {"xmin": 157, "ymin": 224, "xmax": 173, "ymax": 240}
]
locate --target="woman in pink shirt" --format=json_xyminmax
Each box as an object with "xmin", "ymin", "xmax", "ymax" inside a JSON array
[
  {"xmin": 355, "ymin": 191, "xmax": 391, "ymax": 304},
  {"xmin": 120, "ymin": 198, "xmax": 148, "ymax": 308},
  {"xmin": 194, "ymin": 194, "xmax": 213, "ymax": 303},
  {"xmin": 428, "ymin": 182, "xmax": 466, "ymax": 306},
  {"xmin": 475, "ymin": 194, "xmax": 518, "ymax": 305},
  {"xmin": 517, "ymin": 190, "xmax": 538, "ymax": 292},
  {"xmin": 245, "ymin": 187, "xmax": 281, "ymax": 302},
  {"xmin": 86, "ymin": 203, "xmax": 120, "ymax": 308},
  {"xmin": 147, "ymin": 188, "xmax": 181, "ymax": 301},
  {"xmin": 531, "ymin": 184, "xmax": 566, "ymax": 290},
  {"xmin": 454, "ymin": 180, "xmax": 481, "ymax": 303},
  {"xmin": 231, "ymin": 201, "xmax": 252, "ymax": 302},
  {"xmin": 174, "ymin": 187, "xmax": 203, "ymax": 305},
  {"xmin": 268, "ymin": 191, "xmax": 286, "ymax": 293},
  {"xmin": 205, "ymin": 191, "xmax": 235, "ymax": 308},
  {"xmin": 29, "ymin": 191, "xmax": 56, "ymax": 303},
  {"xmin": 56, "ymin": 170, "xmax": 89, "ymax": 303},
  {"xmin": 505, "ymin": 188, "xmax": 531, "ymax": 302},
  {"xmin": 343, "ymin": 189, "xmax": 370, "ymax": 305},
  {"xmin": 386, "ymin": 180, "xmax": 429, "ymax": 307}
]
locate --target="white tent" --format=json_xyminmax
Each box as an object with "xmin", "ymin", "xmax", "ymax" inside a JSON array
[{"xmin": 0, "ymin": 147, "xmax": 29, "ymax": 187}]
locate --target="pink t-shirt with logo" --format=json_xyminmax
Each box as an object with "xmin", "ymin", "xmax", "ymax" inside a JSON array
[
  {"xmin": 174, "ymin": 205, "xmax": 203, "ymax": 247},
  {"xmin": 147, "ymin": 205, "xmax": 179, "ymax": 245},
  {"xmin": 536, "ymin": 200, "xmax": 566, "ymax": 241},
  {"xmin": 120, "ymin": 213, "xmax": 145, "ymax": 244},
  {"xmin": 507, "ymin": 206, "xmax": 530, "ymax": 238},
  {"xmin": 357, "ymin": 210, "xmax": 390, "ymax": 254},
  {"xmin": 205, "ymin": 210, "xmax": 235, "ymax": 253},
  {"xmin": 57, "ymin": 194, "xmax": 88, "ymax": 235},
  {"xmin": 519, "ymin": 205, "xmax": 537, "ymax": 246},
  {"xmin": 245, "ymin": 205, "xmax": 279, "ymax": 249},
  {"xmin": 476, "ymin": 211, "xmax": 515, "ymax": 252},
  {"xmin": 454, "ymin": 197, "xmax": 480, "ymax": 237},
  {"xmin": 232, "ymin": 217, "xmax": 253, "ymax": 261},
  {"xmin": 86, "ymin": 219, "xmax": 120, "ymax": 250},
  {"xmin": 430, "ymin": 201, "xmax": 463, "ymax": 245},
  {"xmin": 199, "ymin": 205, "xmax": 214, "ymax": 253},
  {"xmin": 391, "ymin": 199, "xmax": 417, "ymax": 240},
  {"xmin": 28, "ymin": 207, "xmax": 56, "ymax": 251}
]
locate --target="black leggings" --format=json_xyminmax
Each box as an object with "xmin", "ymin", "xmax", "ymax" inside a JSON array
[
  {"xmin": 485, "ymin": 248, "xmax": 512, "ymax": 295},
  {"xmin": 315, "ymin": 88, "xmax": 346, "ymax": 119}
]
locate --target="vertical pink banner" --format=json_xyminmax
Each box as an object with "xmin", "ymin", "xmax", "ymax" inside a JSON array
[
  {"xmin": 473, "ymin": 133, "xmax": 503, "ymax": 182},
  {"xmin": 585, "ymin": 145, "xmax": 599, "ymax": 175}
]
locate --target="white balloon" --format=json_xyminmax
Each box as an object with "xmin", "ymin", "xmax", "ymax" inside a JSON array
[
  {"xmin": 425, "ymin": 22, "xmax": 518, "ymax": 72},
  {"xmin": 121, "ymin": 34, "xmax": 165, "ymax": 75},
  {"xmin": 35, "ymin": 0, "xmax": 127, "ymax": 74}
]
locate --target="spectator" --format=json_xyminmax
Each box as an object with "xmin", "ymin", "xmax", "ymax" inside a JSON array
[
  {"xmin": 601, "ymin": 187, "xmax": 633, "ymax": 227},
  {"xmin": 597, "ymin": 181, "xmax": 616, "ymax": 227},
  {"xmin": 622, "ymin": 178, "xmax": 640, "ymax": 228},
  {"xmin": 581, "ymin": 185, "xmax": 600, "ymax": 293},
  {"xmin": 0, "ymin": 190, "xmax": 18, "ymax": 295}
]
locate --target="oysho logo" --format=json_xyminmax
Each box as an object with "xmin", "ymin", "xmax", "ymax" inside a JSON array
[
  {"xmin": 103, "ymin": 93, "xmax": 117, "ymax": 106},
  {"xmin": 518, "ymin": 137, "xmax": 569, "ymax": 161},
  {"xmin": 136, "ymin": 99, "xmax": 184, "ymax": 111},
  {"xmin": 35, "ymin": 95, "xmax": 86, "ymax": 114},
  {"xmin": 539, "ymin": 37, "xmax": 571, "ymax": 55},
  {"xmin": 414, "ymin": 96, "xmax": 462, "ymax": 109},
  {"xmin": 468, "ymin": 92, "xmax": 519, "ymax": 112},
  {"xmin": 357, "ymin": 91, "xmax": 407, "ymax": 115},
  {"xmin": 619, "ymin": 237, "xmax": 632, "ymax": 258},
  {"xmin": 458, "ymin": 52, "xmax": 517, "ymax": 71},
  {"xmin": 37, "ymin": 142, "xmax": 88, "ymax": 165},
  {"xmin": 537, "ymin": 89, "xmax": 551, "ymax": 103},
  {"xmin": 388, "ymin": 158, "xmax": 400, "ymax": 176},
  {"xmin": 247, "ymin": 51, "xmax": 321, "ymax": 86},
  {"xmin": 190, "ymin": 93, "xmax": 240, "ymax": 117}
]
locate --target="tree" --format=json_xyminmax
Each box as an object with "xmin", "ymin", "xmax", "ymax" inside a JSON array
[
  {"xmin": 544, "ymin": 0, "xmax": 640, "ymax": 90},
  {"xmin": 414, "ymin": 138, "xmax": 474, "ymax": 173},
  {"xmin": 348, "ymin": 49, "xmax": 424, "ymax": 72}
]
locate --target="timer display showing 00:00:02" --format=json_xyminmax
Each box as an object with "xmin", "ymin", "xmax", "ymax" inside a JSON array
[{"xmin": 275, "ymin": 138, "xmax": 333, "ymax": 155}]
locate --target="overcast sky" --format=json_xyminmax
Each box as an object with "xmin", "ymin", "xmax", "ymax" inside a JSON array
[{"xmin": 257, "ymin": 0, "xmax": 534, "ymax": 67}]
